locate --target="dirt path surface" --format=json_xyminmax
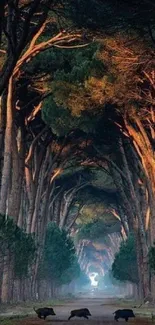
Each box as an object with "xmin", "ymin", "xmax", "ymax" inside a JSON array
[{"xmin": 1, "ymin": 297, "xmax": 154, "ymax": 325}]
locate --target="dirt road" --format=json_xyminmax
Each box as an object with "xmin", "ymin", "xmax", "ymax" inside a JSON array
[{"xmin": 4, "ymin": 297, "xmax": 153, "ymax": 325}]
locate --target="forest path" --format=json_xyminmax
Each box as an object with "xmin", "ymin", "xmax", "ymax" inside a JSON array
[{"xmin": 1, "ymin": 297, "xmax": 154, "ymax": 325}]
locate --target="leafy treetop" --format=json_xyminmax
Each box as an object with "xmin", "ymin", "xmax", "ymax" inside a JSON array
[
  {"xmin": 112, "ymin": 234, "xmax": 138, "ymax": 284},
  {"xmin": 39, "ymin": 222, "xmax": 78, "ymax": 285},
  {"xmin": 0, "ymin": 215, "xmax": 36, "ymax": 279}
]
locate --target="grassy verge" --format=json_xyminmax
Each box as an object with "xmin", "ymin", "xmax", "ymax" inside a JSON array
[
  {"xmin": 0, "ymin": 320, "xmax": 17, "ymax": 325},
  {"xmin": 101, "ymin": 298, "xmax": 155, "ymax": 319},
  {"xmin": 118, "ymin": 299, "xmax": 155, "ymax": 318},
  {"xmin": 0, "ymin": 314, "xmax": 29, "ymax": 325},
  {"xmin": 0, "ymin": 297, "xmax": 75, "ymax": 318}
]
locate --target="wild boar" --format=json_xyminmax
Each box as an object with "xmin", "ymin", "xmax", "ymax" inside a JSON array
[
  {"xmin": 113, "ymin": 309, "xmax": 135, "ymax": 322},
  {"xmin": 68, "ymin": 308, "xmax": 91, "ymax": 320},
  {"xmin": 33, "ymin": 307, "xmax": 56, "ymax": 320}
]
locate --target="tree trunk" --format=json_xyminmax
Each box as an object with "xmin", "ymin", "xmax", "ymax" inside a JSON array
[
  {"xmin": 31, "ymin": 147, "xmax": 50, "ymax": 234},
  {"xmin": 0, "ymin": 93, "xmax": 6, "ymax": 186},
  {"xmin": 1, "ymin": 252, "xmax": 11, "ymax": 303},
  {"xmin": 25, "ymin": 166, "xmax": 35, "ymax": 233},
  {"xmin": 66, "ymin": 207, "xmax": 81, "ymax": 231},
  {"xmin": 59, "ymin": 192, "xmax": 74, "ymax": 229},
  {"xmin": 123, "ymin": 119, "xmax": 155, "ymax": 298},
  {"xmin": 8, "ymin": 126, "xmax": 23, "ymax": 222},
  {"xmin": 119, "ymin": 137, "xmax": 150, "ymax": 299},
  {"xmin": 109, "ymin": 165, "xmax": 134, "ymax": 230},
  {"xmin": 0, "ymin": 77, "xmax": 14, "ymax": 215}
]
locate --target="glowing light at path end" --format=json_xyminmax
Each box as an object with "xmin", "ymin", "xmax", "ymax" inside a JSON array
[{"xmin": 89, "ymin": 272, "xmax": 98, "ymax": 286}]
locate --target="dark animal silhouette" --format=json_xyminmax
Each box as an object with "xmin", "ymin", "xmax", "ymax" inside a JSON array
[
  {"xmin": 33, "ymin": 307, "xmax": 56, "ymax": 320},
  {"xmin": 68, "ymin": 308, "xmax": 91, "ymax": 320},
  {"xmin": 113, "ymin": 309, "xmax": 135, "ymax": 322}
]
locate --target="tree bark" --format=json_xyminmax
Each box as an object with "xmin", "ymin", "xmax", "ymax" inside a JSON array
[
  {"xmin": 31, "ymin": 146, "xmax": 50, "ymax": 234},
  {"xmin": 0, "ymin": 77, "xmax": 14, "ymax": 215},
  {"xmin": 8, "ymin": 126, "xmax": 22, "ymax": 222},
  {"xmin": 119, "ymin": 136, "xmax": 150, "ymax": 299},
  {"xmin": 124, "ymin": 117, "xmax": 155, "ymax": 298},
  {"xmin": 109, "ymin": 165, "xmax": 134, "ymax": 230},
  {"xmin": 0, "ymin": 93, "xmax": 6, "ymax": 185},
  {"xmin": 1, "ymin": 252, "xmax": 11, "ymax": 303},
  {"xmin": 25, "ymin": 166, "xmax": 35, "ymax": 234}
]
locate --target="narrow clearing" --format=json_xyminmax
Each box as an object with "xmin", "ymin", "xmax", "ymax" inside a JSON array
[{"xmin": 1, "ymin": 298, "xmax": 154, "ymax": 325}]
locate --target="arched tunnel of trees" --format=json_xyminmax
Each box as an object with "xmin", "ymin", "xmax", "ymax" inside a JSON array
[{"xmin": 0, "ymin": 0, "xmax": 155, "ymax": 305}]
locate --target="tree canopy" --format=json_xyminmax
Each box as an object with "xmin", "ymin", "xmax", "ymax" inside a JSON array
[
  {"xmin": 78, "ymin": 219, "xmax": 121, "ymax": 241},
  {"xmin": 0, "ymin": 0, "xmax": 155, "ymax": 303}
]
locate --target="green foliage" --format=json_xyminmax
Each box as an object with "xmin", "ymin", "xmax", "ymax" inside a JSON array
[
  {"xmin": 39, "ymin": 43, "xmax": 105, "ymax": 136},
  {"xmin": 112, "ymin": 234, "xmax": 138, "ymax": 284},
  {"xmin": 0, "ymin": 214, "xmax": 36, "ymax": 279},
  {"xmin": 32, "ymin": 21, "xmax": 153, "ymax": 143},
  {"xmin": 149, "ymin": 244, "xmax": 155, "ymax": 273},
  {"xmin": 28, "ymin": 43, "xmax": 100, "ymax": 82},
  {"xmin": 42, "ymin": 95, "xmax": 101, "ymax": 136},
  {"xmin": 78, "ymin": 219, "xmax": 120, "ymax": 240},
  {"xmin": 90, "ymin": 169, "xmax": 116, "ymax": 191},
  {"xmin": 77, "ymin": 203, "xmax": 117, "ymax": 226},
  {"xmin": 101, "ymin": 270, "xmax": 121, "ymax": 287},
  {"xmin": 98, "ymin": 270, "xmax": 126, "ymax": 292},
  {"xmin": 14, "ymin": 232, "xmax": 36, "ymax": 279},
  {"xmin": 39, "ymin": 222, "xmax": 78, "ymax": 285},
  {"xmin": 41, "ymin": 31, "xmax": 153, "ymax": 138},
  {"xmin": 75, "ymin": 271, "xmax": 90, "ymax": 287},
  {"xmin": 59, "ymin": 256, "xmax": 81, "ymax": 285}
]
